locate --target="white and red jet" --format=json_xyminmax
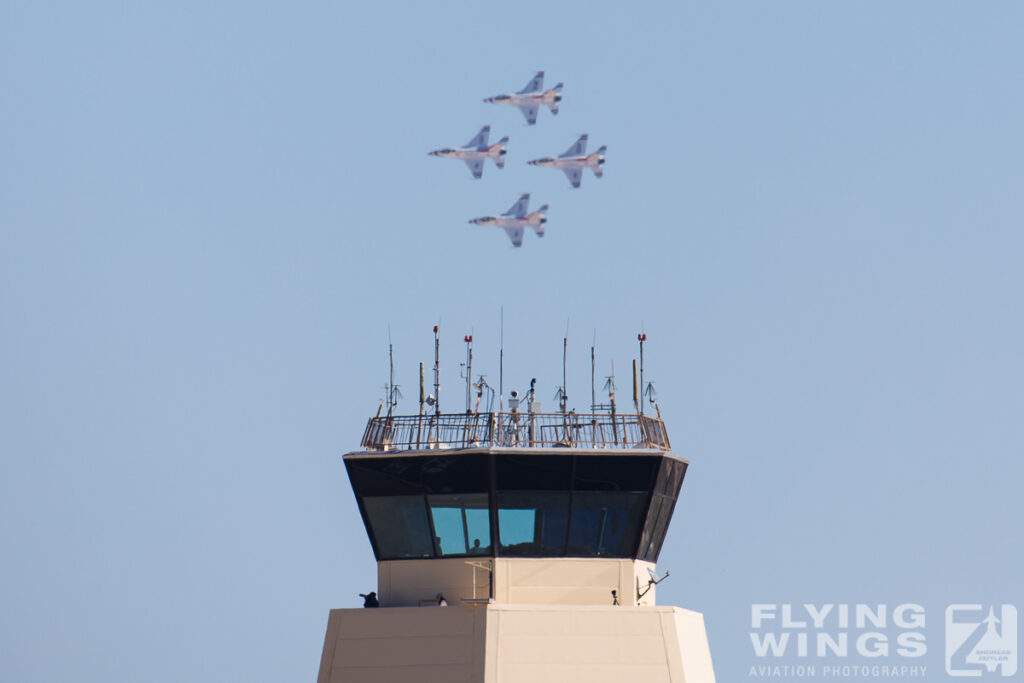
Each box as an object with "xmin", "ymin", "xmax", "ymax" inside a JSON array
[
  {"xmin": 429, "ymin": 125, "xmax": 508, "ymax": 179},
  {"xmin": 527, "ymin": 134, "xmax": 606, "ymax": 188},
  {"xmin": 484, "ymin": 71, "xmax": 563, "ymax": 126},
  {"xmin": 469, "ymin": 193, "xmax": 548, "ymax": 248}
]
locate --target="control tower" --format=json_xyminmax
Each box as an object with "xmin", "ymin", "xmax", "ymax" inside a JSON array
[{"xmin": 317, "ymin": 345, "xmax": 716, "ymax": 683}]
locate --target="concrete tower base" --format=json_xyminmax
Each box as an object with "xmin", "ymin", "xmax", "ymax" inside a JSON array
[{"xmin": 317, "ymin": 603, "xmax": 715, "ymax": 683}]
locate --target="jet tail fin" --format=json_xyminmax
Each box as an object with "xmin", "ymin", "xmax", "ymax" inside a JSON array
[
  {"xmin": 518, "ymin": 71, "xmax": 544, "ymax": 94},
  {"xmin": 560, "ymin": 134, "xmax": 588, "ymax": 158},
  {"xmin": 596, "ymin": 145, "xmax": 606, "ymax": 154},
  {"xmin": 466, "ymin": 125, "xmax": 490, "ymax": 148}
]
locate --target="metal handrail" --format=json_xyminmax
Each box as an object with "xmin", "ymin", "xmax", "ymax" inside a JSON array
[{"xmin": 360, "ymin": 412, "xmax": 670, "ymax": 451}]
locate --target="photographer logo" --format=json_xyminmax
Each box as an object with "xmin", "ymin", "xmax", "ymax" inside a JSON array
[{"xmin": 945, "ymin": 605, "xmax": 1018, "ymax": 677}]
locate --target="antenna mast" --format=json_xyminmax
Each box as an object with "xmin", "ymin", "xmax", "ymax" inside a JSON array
[
  {"xmin": 498, "ymin": 308, "xmax": 504, "ymax": 413},
  {"xmin": 433, "ymin": 325, "xmax": 440, "ymax": 416},
  {"xmin": 632, "ymin": 359, "xmax": 639, "ymax": 412},
  {"xmin": 419, "ymin": 362, "xmax": 425, "ymax": 416},
  {"xmin": 590, "ymin": 343, "xmax": 596, "ymax": 412},
  {"xmin": 464, "ymin": 335, "xmax": 473, "ymax": 413},
  {"xmin": 560, "ymin": 336, "xmax": 568, "ymax": 414},
  {"xmin": 638, "ymin": 333, "xmax": 647, "ymax": 416},
  {"xmin": 387, "ymin": 342, "xmax": 395, "ymax": 417}
]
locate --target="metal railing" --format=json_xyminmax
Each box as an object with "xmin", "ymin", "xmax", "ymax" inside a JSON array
[{"xmin": 360, "ymin": 411, "xmax": 671, "ymax": 451}]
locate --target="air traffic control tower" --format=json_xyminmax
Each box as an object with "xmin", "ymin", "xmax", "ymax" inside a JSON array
[{"xmin": 317, "ymin": 350, "xmax": 716, "ymax": 683}]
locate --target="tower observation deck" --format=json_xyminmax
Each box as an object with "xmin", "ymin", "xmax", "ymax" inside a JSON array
[{"xmin": 317, "ymin": 345, "xmax": 715, "ymax": 683}]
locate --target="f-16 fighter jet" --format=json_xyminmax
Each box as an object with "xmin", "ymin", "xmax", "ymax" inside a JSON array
[
  {"xmin": 429, "ymin": 125, "xmax": 508, "ymax": 179},
  {"xmin": 527, "ymin": 134, "xmax": 605, "ymax": 188},
  {"xmin": 469, "ymin": 193, "xmax": 548, "ymax": 248},
  {"xmin": 483, "ymin": 71, "xmax": 563, "ymax": 125}
]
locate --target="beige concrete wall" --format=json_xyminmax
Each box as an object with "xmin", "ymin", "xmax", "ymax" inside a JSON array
[
  {"xmin": 378, "ymin": 558, "xmax": 659, "ymax": 607},
  {"xmin": 317, "ymin": 606, "xmax": 486, "ymax": 683},
  {"xmin": 317, "ymin": 604, "xmax": 715, "ymax": 683}
]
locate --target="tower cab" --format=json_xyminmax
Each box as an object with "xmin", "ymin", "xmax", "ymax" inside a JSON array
[{"xmin": 318, "ymin": 409, "xmax": 716, "ymax": 683}]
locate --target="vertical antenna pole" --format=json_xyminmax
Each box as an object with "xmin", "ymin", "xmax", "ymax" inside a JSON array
[
  {"xmin": 561, "ymin": 336, "xmax": 568, "ymax": 414},
  {"xmin": 433, "ymin": 325, "xmax": 440, "ymax": 416},
  {"xmin": 417, "ymin": 361, "xmax": 425, "ymax": 449},
  {"xmin": 591, "ymin": 344, "xmax": 596, "ymax": 411},
  {"xmin": 609, "ymin": 359, "xmax": 618, "ymax": 444},
  {"xmin": 419, "ymin": 362, "xmax": 425, "ymax": 415},
  {"xmin": 464, "ymin": 335, "xmax": 473, "ymax": 413},
  {"xmin": 388, "ymin": 343, "xmax": 395, "ymax": 417},
  {"xmin": 632, "ymin": 359, "xmax": 639, "ymax": 412},
  {"xmin": 498, "ymin": 308, "xmax": 504, "ymax": 413},
  {"xmin": 638, "ymin": 333, "xmax": 647, "ymax": 416}
]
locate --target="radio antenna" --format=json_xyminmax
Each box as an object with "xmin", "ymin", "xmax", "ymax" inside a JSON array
[
  {"xmin": 638, "ymin": 332, "xmax": 647, "ymax": 416},
  {"xmin": 419, "ymin": 362, "xmax": 425, "ymax": 416},
  {"xmin": 387, "ymin": 340, "xmax": 395, "ymax": 417},
  {"xmin": 632, "ymin": 359, "xmax": 639, "ymax": 412},
  {"xmin": 433, "ymin": 324, "xmax": 440, "ymax": 416},
  {"xmin": 498, "ymin": 307, "xmax": 504, "ymax": 412},
  {"xmin": 590, "ymin": 330, "xmax": 596, "ymax": 411},
  {"xmin": 463, "ymin": 334, "xmax": 473, "ymax": 413},
  {"xmin": 560, "ymin": 335, "xmax": 568, "ymax": 414}
]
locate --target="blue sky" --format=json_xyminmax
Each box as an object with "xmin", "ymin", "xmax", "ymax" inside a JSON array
[{"xmin": 2, "ymin": 2, "xmax": 1022, "ymax": 682}]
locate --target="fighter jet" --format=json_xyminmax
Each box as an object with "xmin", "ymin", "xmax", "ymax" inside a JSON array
[
  {"xmin": 429, "ymin": 126, "xmax": 508, "ymax": 179},
  {"xmin": 469, "ymin": 193, "xmax": 548, "ymax": 248},
  {"xmin": 527, "ymin": 134, "xmax": 605, "ymax": 188},
  {"xmin": 484, "ymin": 71, "xmax": 563, "ymax": 125}
]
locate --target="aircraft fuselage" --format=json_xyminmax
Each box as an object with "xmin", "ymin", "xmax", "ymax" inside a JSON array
[{"xmin": 528, "ymin": 152, "xmax": 605, "ymax": 170}]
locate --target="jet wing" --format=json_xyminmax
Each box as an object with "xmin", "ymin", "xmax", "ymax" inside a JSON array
[
  {"xmin": 518, "ymin": 104, "xmax": 539, "ymax": 125},
  {"xmin": 503, "ymin": 226, "xmax": 524, "ymax": 247},
  {"xmin": 518, "ymin": 71, "xmax": 544, "ymax": 94},
  {"xmin": 465, "ymin": 125, "xmax": 490, "ymax": 149},
  {"xmin": 503, "ymin": 193, "xmax": 530, "ymax": 217},
  {"xmin": 560, "ymin": 134, "xmax": 588, "ymax": 158},
  {"xmin": 562, "ymin": 167, "xmax": 583, "ymax": 188},
  {"xmin": 465, "ymin": 159, "xmax": 484, "ymax": 179}
]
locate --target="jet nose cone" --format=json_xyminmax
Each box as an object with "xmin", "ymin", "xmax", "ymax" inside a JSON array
[
  {"xmin": 598, "ymin": 155, "xmax": 605, "ymax": 164},
  {"xmin": 429, "ymin": 150, "xmax": 438, "ymax": 156}
]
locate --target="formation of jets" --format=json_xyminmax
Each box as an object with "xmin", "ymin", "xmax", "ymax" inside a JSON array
[{"xmin": 429, "ymin": 71, "xmax": 606, "ymax": 248}]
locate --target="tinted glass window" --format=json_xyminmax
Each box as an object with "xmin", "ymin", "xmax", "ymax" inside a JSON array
[
  {"xmin": 566, "ymin": 491, "xmax": 648, "ymax": 557},
  {"xmin": 427, "ymin": 493, "xmax": 491, "ymax": 556},
  {"xmin": 362, "ymin": 495, "xmax": 433, "ymax": 559},
  {"xmin": 654, "ymin": 457, "xmax": 687, "ymax": 498},
  {"xmin": 347, "ymin": 455, "xmax": 489, "ymax": 497},
  {"xmin": 347, "ymin": 457, "xmax": 425, "ymax": 497},
  {"xmin": 497, "ymin": 492, "xmax": 569, "ymax": 555},
  {"xmin": 573, "ymin": 455, "xmax": 659, "ymax": 491},
  {"xmin": 496, "ymin": 454, "xmax": 571, "ymax": 491},
  {"xmin": 638, "ymin": 495, "xmax": 676, "ymax": 562}
]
